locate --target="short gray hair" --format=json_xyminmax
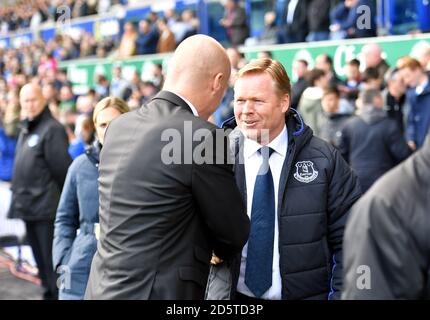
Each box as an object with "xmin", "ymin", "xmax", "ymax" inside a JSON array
[{"xmin": 359, "ymin": 88, "xmax": 382, "ymax": 105}]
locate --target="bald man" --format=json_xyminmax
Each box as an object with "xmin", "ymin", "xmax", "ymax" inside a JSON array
[
  {"xmin": 85, "ymin": 35, "xmax": 250, "ymax": 300},
  {"xmin": 361, "ymin": 43, "xmax": 390, "ymax": 82},
  {"xmin": 9, "ymin": 84, "xmax": 71, "ymax": 300}
]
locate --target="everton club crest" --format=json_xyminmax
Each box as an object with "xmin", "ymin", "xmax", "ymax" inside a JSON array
[{"xmin": 293, "ymin": 161, "xmax": 318, "ymax": 183}]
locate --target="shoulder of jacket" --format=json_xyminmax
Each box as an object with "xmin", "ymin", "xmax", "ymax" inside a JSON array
[
  {"xmin": 69, "ymin": 154, "xmax": 89, "ymax": 171},
  {"xmin": 300, "ymin": 135, "xmax": 338, "ymax": 162},
  {"xmin": 43, "ymin": 118, "xmax": 66, "ymax": 133}
]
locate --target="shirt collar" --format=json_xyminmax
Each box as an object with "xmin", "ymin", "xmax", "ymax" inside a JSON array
[
  {"xmin": 244, "ymin": 125, "xmax": 288, "ymax": 159},
  {"xmin": 415, "ymin": 76, "xmax": 429, "ymax": 95},
  {"xmin": 176, "ymin": 93, "xmax": 199, "ymax": 117}
]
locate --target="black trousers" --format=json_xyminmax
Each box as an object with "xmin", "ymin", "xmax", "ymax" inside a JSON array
[{"xmin": 25, "ymin": 220, "xmax": 58, "ymax": 300}]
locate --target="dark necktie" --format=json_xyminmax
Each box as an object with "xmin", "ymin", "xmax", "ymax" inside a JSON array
[{"xmin": 245, "ymin": 146, "xmax": 275, "ymax": 298}]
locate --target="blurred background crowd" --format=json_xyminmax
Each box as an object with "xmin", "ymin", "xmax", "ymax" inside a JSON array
[{"xmin": 2, "ymin": 0, "xmax": 430, "ymax": 200}]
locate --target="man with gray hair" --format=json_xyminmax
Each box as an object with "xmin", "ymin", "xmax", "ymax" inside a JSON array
[
  {"xmin": 382, "ymin": 68, "xmax": 409, "ymax": 133},
  {"xmin": 340, "ymin": 88, "xmax": 412, "ymax": 192}
]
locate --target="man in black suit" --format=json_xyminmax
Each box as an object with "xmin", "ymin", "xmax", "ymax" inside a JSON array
[
  {"xmin": 220, "ymin": 0, "xmax": 249, "ymax": 46},
  {"xmin": 85, "ymin": 35, "xmax": 250, "ymax": 300},
  {"xmin": 280, "ymin": 0, "xmax": 308, "ymax": 43}
]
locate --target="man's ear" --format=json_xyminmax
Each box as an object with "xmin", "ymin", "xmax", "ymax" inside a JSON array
[
  {"xmin": 212, "ymin": 73, "xmax": 224, "ymax": 93},
  {"xmin": 281, "ymin": 93, "xmax": 290, "ymax": 113}
]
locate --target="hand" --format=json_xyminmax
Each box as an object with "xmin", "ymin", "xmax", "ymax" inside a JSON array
[
  {"xmin": 219, "ymin": 19, "xmax": 231, "ymax": 28},
  {"xmin": 329, "ymin": 24, "xmax": 340, "ymax": 32},
  {"xmin": 407, "ymin": 141, "xmax": 417, "ymax": 151},
  {"xmin": 210, "ymin": 254, "xmax": 223, "ymax": 265}
]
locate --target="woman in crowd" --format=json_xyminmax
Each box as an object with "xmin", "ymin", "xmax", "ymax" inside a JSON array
[{"xmin": 52, "ymin": 97, "xmax": 130, "ymax": 300}]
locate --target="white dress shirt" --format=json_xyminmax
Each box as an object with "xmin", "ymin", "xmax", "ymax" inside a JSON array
[
  {"xmin": 237, "ymin": 125, "xmax": 288, "ymax": 300},
  {"xmin": 176, "ymin": 93, "xmax": 199, "ymax": 116},
  {"xmin": 286, "ymin": 0, "xmax": 299, "ymax": 25}
]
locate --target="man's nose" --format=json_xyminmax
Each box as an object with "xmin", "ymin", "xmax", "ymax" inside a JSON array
[{"xmin": 242, "ymin": 101, "xmax": 254, "ymax": 114}]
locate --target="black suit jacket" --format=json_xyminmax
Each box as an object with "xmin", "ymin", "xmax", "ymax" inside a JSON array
[
  {"xmin": 224, "ymin": 6, "xmax": 249, "ymax": 46},
  {"xmin": 283, "ymin": 0, "xmax": 308, "ymax": 40},
  {"xmin": 85, "ymin": 91, "xmax": 249, "ymax": 300}
]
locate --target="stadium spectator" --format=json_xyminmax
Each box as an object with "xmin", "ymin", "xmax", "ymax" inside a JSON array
[
  {"xmin": 257, "ymin": 51, "xmax": 273, "ymax": 60},
  {"xmin": 170, "ymin": 9, "xmax": 198, "ymax": 44},
  {"xmin": 59, "ymin": 85, "xmax": 76, "ymax": 113},
  {"xmin": 318, "ymin": 87, "xmax": 351, "ymax": 149},
  {"xmin": 226, "ymin": 47, "xmax": 246, "ymax": 72},
  {"xmin": 212, "ymin": 48, "xmax": 245, "ymax": 127},
  {"xmin": 68, "ymin": 114, "xmax": 95, "ymax": 160},
  {"xmin": 0, "ymin": 93, "xmax": 20, "ymax": 182},
  {"xmin": 79, "ymin": 32, "xmax": 97, "ymax": 58},
  {"xmin": 382, "ymin": 68, "xmax": 409, "ymax": 133},
  {"xmin": 397, "ymin": 56, "xmax": 430, "ymax": 150},
  {"xmin": 94, "ymin": 74, "xmax": 110, "ymax": 99},
  {"xmin": 279, "ymin": 0, "xmax": 308, "ymax": 43},
  {"xmin": 156, "ymin": 18, "xmax": 176, "ymax": 53},
  {"xmin": 339, "ymin": 59, "xmax": 361, "ymax": 105},
  {"xmin": 307, "ymin": 0, "xmax": 330, "ymax": 42},
  {"xmin": 340, "ymin": 89, "xmax": 412, "ymax": 193},
  {"xmin": 136, "ymin": 19, "xmax": 159, "ymax": 56},
  {"xmin": 361, "ymin": 43, "xmax": 390, "ymax": 82},
  {"xmin": 299, "ymin": 68, "xmax": 329, "ymax": 136},
  {"xmin": 315, "ymin": 54, "xmax": 342, "ymax": 88},
  {"xmin": 290, "ymin": 59, "xmax": 309, "ymax": 110},
  {"xmin": 117, "ymin": 21, "xmax": 137, "ymax": 59},
  {"xmin": 256, "ymin": 11, "xmax": 278, "ymax": 45},
  {"xmin": 8, "ymin": 84, "xmax": 72, "ymax": 300},
  {"xmin": 410, "ymin": 41, "xmax": 430, "ymax": 71},
  {"xmin": 141, "ymin": 63, "xmax": 164, "ymax": 89},
  {"xmin": 109, "ymin": 65, "xmax": 130, "ymax": 100},
  {"xmin": 140, "ymin": 80, "xmax": 158, "ymax": 103},
  {"xmin": 361, "ymin": 67, "xmax": 382, "ymax": 90},
  {"xmin": 164, "ymin": 8, "xmax": 178, "ymax": 28},
  {"xmin": 220, "ymin": 0, "xmax": 249, "ymax": 46},
  {"xmin": 330, "ymin": 0, "xmax": 377, "ymax": 40}
]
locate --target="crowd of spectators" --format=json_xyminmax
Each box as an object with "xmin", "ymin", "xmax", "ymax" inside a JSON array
[
  {"xmin": 2, "ymin": 1, "xmax": 380, "ymax": 53},
  {"xmin": 0, "ymin": 2, "xmax": 428, "ymax": 207},
  {"xmin": 0, "ymin": 0, "xmax": 129, "ymax": 35}
]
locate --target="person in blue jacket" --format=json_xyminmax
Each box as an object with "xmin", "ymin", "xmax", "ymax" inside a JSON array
[
  {"xmin": 0, "ymin": 127, "xmax": 17, "ymax": 182},
  {"xmin": 330, "ymin": 0, "xmax": 376, "ymax": 40},
  {"xmin": 52, "ymin": 97, "xmax": 130, "ymax": 300},
  {"xmin": 0, "ymin": 98, "xmax": 20, "ymax": 182},
  {"xmin": 397, "ymin": 56, "xmax": 430, "ymax": 150}
]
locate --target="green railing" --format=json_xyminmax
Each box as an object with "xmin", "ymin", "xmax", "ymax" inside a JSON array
[{"xmin": 59, "ymin": 33, "xmax": 430, "ymax": 93}]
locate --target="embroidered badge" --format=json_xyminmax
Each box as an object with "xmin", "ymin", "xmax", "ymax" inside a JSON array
[
  {"xmin": 293, "ymin": 160, "xmax": 318, "ymax": 183},
  {"xmin": 27, "ymin": 134, "xmax": 39, "ymax": 148}
]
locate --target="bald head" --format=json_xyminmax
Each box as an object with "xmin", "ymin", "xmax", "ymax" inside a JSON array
[
  {"xmin": 20, "ymin": 83, "xmax": 46, "ymax": 120},
  {"xmin": 411, "ymin": 41, "xmax": 430, "ymax": 69},
  {"xmin": 362, "ymin": 43, "xmax": 383, "ymax": 68},
  {"xmin": 163, "ymin": 35, "xmax": 231, "ymax": 120}
]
